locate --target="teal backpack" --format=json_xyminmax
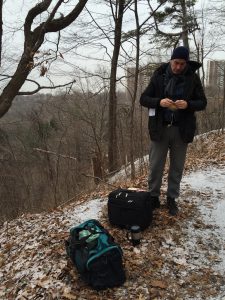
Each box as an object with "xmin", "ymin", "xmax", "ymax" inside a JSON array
[{"xmin": 65, "ymin": 219, "xmax": 126, "ymax": 290}]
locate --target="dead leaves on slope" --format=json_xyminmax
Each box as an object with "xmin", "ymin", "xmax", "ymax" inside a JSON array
[{"xmin": 0, "ymin": 131, "xmax": 225, "ymax": 299}]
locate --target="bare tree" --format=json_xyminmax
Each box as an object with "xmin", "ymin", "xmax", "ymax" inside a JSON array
[
  {"xmin": 128, "ymin": 0, "xmax": 140, "ymax": 180},
  {"xmin": 0, "ymin": 0, "xmax": 88, "ymax": 118},
  {"xmin": 0, "ymin": 0, "xmax": 2, "ymax": 66},
  {"xmin": 108, "ymin": 0, "xmax": 126, "ymax": 173}
]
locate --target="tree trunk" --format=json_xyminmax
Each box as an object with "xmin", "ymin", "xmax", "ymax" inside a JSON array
[
  {"xmin": 108, "ymin": 0, "xmax": 125, "ymax": 173},
  {"xmin": 0, "ymin": 51, "xmax": 32, "ymax": 117},
  {"xmin": 223, "ymin": 68, "xmax": 225, "ymax": 133},
  {"xmin": 0, "ymin": 0, "xmax": 2, "ymax": 66},
  {"xmin": 180, "ymin": 0, "xmax": 189, "ymax": 49},
  {"xmin": 129, "ymin": 0, "xmax": 140, "ymax": 180}
]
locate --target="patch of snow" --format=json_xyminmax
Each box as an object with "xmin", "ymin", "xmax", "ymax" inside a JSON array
[
  {"xmin": 182, "ymin": 166, "xmax": 225, "ymax": 243},
  {"xmin": 182, "ymin": 165, "xmax": 225, "ymax": 192},
  {"xmin": 65, "ymin": 198, "xmax": 107, "ymax": 227},
  {"xmin": 108, "ymin": 155, "xmax": 149, "ymax": 183},
  {"xmin": 182, "ymin": 164, "xmax": 225, "ymax": 276}
]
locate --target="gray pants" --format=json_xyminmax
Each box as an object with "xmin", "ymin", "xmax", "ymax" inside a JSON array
[{"xmin": 148, "ymin": 126, "xmax": 188, "ymax": 199}]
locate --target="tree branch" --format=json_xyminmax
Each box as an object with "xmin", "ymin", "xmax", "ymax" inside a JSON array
[
  {"xmin": 32, "ymin": 0, "xmax": 66, "ymax": 52},
  {"xmin": 44, "ymin": 0, "xmax": 88, "ymax": 33},
  {"xmin": 24, "ymin": 0, "xmax": 51, "ymax": 39},
  {"xmin": 81, "ymin": 173, "xmax": 119, "ymax": 189},
  {"xmin": 33, "ymin": 147, "xmax": 77, "ymax": 161},
  {"xmin": 148, "ymin": 1, "xmax": 185, "ymax": 37},
  {"xmin": 18, "ymin": 79, "xmax": 76, "ymax": 95},
  {"xmin": 0, "ymin": 74, "xmax": 75, "ymax": 95},
  {"xmin": 33, "ymin": 148, "xmax": 120, "ymax": 189}
]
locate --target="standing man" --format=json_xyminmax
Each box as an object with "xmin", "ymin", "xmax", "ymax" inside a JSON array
[{"xmin": 140, "ymin": 46, "xmax": 207, "ymax": 216}]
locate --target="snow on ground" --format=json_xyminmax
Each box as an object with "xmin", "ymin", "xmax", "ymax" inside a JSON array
[
  {"xmin": 182, "ymin": 165, "xmax": 225, "ymax": 191},
  {"xmin": 108, "ymin": 155, "xmax": 149, "ymax": 184},
  {"xmin": 64, "ymin": 198, "xmax": 106, "ymax": 227},
  {"xmin": 181, "ymin": 164, "xmax": 225, "ymax": 274}
]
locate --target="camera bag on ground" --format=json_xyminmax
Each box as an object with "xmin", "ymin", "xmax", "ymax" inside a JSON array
[
  {"xmin": 65, "ymin": 219, "xmax": 126, "ymax": 290},
  {"xmin": 108, "ymin": 188, "xmax": 153, "ymax": 230}
]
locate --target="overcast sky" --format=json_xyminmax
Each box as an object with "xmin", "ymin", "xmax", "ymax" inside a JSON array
[{"xmin": 1, "ymin": 0, "xmax": 224, "ymax": 94}]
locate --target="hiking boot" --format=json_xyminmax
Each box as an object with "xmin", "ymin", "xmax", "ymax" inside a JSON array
[
  {"xmin": 167, "ymin": 197, "xmax": 178, "ymax": 216},
  {"xmin": 151, "ymin": 196, "xmax": 160, "ymax": 209}
]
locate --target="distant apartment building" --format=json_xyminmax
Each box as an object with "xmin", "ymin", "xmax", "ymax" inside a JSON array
[
  {"xmin": 126, "ymin": 63, "xmax": 161, "ymax": 102},
  {"xmin": 206, "ymin": 60, "xmax": 225, "ymax": 94}
]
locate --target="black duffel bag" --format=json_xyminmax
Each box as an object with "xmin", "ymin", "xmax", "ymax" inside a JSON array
[{"xmin": 108, "ymin": 188, "xmax": 153, "ymax": 230}]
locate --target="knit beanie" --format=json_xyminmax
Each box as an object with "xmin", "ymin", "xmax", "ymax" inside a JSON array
[{"xmin": 171, "ymin": 46, "xmax": 189, "ymax": 61}]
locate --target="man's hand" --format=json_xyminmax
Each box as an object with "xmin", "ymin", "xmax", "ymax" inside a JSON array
[
  {"xmin": 160, "ymin": 98, "xmax": 174, "ymax": 108},
  {"xmin": 160, "ymin": 98, "xmax": 188, "ymax": 110},
  {"xmin": 174, "ymin": 100, "xmax": 188, "ymax": 109}
]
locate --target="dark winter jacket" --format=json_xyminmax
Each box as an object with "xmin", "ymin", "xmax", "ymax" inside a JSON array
[{"xmin": 140, "ymin": 61, "xmax": 207, "ymax": 143}]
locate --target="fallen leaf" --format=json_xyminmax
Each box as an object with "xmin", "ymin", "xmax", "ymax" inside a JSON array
[{"xmin": 150, "ymin": 280, "xmax": 167, "ymax": 289}]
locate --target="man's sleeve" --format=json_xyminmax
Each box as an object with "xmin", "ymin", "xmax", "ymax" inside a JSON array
[
  {"xmin": 187, "ymin": 75, "xmax": 207, "ymax": 111},
  {"xmin": 140, "ymin": 76, "xmax": 161, "ymax": 109}
]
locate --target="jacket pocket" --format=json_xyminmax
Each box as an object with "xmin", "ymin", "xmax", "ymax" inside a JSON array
[
  {"xmin": 180, "ymin": 114, "xmax": 196, "ymax": 143},
  {"xmin": 148, "ymin": 115, "xmax": 163, "ymax": 141}
]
